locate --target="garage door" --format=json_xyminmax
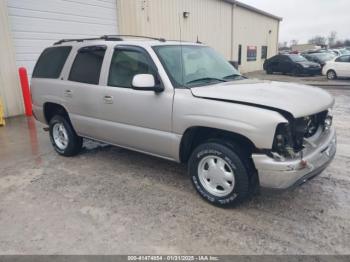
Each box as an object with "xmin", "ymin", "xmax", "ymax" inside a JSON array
[{"xmin": 6, "ymin": 0, "xmax": 118, "ymax": 78}]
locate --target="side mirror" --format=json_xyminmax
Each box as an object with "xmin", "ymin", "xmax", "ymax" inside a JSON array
[
  {"xmin": 132, "ymin": 74, "xmax": 164, "ymax": 92},
  {"xmin": 229, "ymin": 60, "xmax": 239, "ymax": 70}
]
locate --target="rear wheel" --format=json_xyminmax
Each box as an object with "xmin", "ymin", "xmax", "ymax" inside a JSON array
[
  {"xmin": 327, "ymin": 70, "xmax": 337, "ymax": 80},
  {"xmin": 49, "ymin": 115, "xmax": 83, "ymax": 156},
  {"xmin": 188, "ymin": 141, "xmax": 251, "ymax": 207}
]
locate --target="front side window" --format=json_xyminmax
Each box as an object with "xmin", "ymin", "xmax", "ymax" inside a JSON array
[
  {"xmin": 108, "ymin": 49, "xmax": 156, "ymax": 88},
  {"xmin": 153, "ymin": 45, "xmax": 241, "ymax": 88},
  {"xmin": 33, "ymin": 46, "xmax": 72, "ymax": 79},
  {"xmin": 69, "ymin": 45, "xmax": 106, "ymax": 85}
]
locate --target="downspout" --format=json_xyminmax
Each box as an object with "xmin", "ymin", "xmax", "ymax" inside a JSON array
[{"xmin": 230, "ymin": 3, "xmax": 235, "ymax": 60}]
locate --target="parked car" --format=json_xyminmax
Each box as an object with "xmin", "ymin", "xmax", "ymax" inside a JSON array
[
  {"xmin": 31, "ymin": 36, "xmax": 336, "ymax": 207},
  {"xmin": 263, "ymin": 54, "xmax": 321, "ymax": 76},
  {"xmin": 322, "ymin": 55, "xmax": 350, "ymax": 80},
  {"xmin": 302, "ymin": 52, "xmax": 337, "ymax": 68},
  {"xmin": 330, "ymin": 49, "xmax": 350, "ymax": 56}
]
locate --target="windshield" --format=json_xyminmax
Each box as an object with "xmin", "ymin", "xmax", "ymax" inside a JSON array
[
  {"xmin": 288, "ymin": 54, "xmax": 308, "ymax": 62},
  {"xmin": 153, "ymin": 45, "xmax": 241, "ymax": 88}
]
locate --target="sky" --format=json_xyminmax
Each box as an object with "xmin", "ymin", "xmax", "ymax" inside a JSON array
[{"xmin": 240, "ymin": 0, "xmax": 350, "ymax": 45}]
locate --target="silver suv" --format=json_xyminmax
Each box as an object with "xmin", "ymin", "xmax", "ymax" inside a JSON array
[{"xmin": 31, "ymin": 35, "xmax": 336, "ymax": 207}]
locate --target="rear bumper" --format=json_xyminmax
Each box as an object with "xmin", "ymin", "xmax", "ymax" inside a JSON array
[{"xmin": 252, "ymin": 127, "xmax": 336, "ymax": 190}]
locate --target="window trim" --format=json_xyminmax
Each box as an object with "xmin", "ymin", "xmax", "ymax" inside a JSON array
[
  {"xmin": 261, "ymin": 45, "xmax": 268, "ymax": 59},
  {"xmin": 32, "ymin": 46, "xmax": 72, "ymax": 79},
  {"xmin": 68, "ymin": 45, "xmax": 107, "ymax": 85},
  {"xmin": 107, "ymin": 45, "xmax": 161, "ymax": 89},
  {"xmin": 335, "ymin": 55, "xmax": 350, "ymax": 63}
]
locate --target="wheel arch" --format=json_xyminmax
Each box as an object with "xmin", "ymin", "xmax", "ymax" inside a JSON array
[
  {"xmin": 179, "ymin": 126, "xmax": 258, "ymax": 164},
  {"xmin": 43, "ymin": 102, "xmax": 70, "ymax": 125}
]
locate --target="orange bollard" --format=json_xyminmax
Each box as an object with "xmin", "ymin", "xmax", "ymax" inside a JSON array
[{"xmin": 18, "ymin": 67, "xmax": 32, "ymax": 116}]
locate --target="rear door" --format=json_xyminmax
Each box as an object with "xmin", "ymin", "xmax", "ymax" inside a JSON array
[{"xmin": 62, "ymin": 45, "xmax": 107, "ymax": 140}]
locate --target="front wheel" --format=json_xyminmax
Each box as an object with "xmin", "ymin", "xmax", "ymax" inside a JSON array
[
  {"xmin": 49, "ymin": 115, "xmax": 83, "ymax": 156},
  {"xmin": 188, "ymin": 142, "xmax": 251, "ymax": 207},
  {"xmin": 327, "ymin": 70, "xmax": 337, "ymax": 80}
]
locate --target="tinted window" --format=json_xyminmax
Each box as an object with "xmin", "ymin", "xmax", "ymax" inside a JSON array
[
  {"xmin": 288, "ymin": 54, "xmax": 307, "ymax": 62},
  {"xmin": 32, "ymin": 46, "xmax": 72, "ymax": 78},
  {"xmin": 108, "ymin": 49, "xmax": 156, "ymax": 88},
  {"xmin": 280, "ymin": 56, "xmax": 291, "ymax": 62},
  {"xmin": 69, "ymin": 46, "xmax": 106, "ymax": 85},
  {"xmin": 336, "ymin": 55, "xmax": 350, "ymax": 63}
]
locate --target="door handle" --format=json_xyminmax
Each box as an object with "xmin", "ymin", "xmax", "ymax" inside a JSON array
[
  {"xmin": 103, "ymin": 95, "xmax": 114, "ymax": 104},
  {"xmin": 64, "ymin": 89, "xmax": 72, "ymax": 97}
]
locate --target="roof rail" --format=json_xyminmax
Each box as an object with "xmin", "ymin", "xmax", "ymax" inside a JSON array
[
  {"xmin": 101, "ymin": 35, "xmax": 166, "ymax": 42},
  {"xmin": 54, "ymin": 37, "xmax": 102, "ymax": 45},
  {"xmin": 54, "ymin": 35, "xmax": 166, "ymax": 45}
]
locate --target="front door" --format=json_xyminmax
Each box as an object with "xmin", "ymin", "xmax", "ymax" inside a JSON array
[{"xmin": 99, "ymin": 46, "xmax": 176, "ymax": 159}]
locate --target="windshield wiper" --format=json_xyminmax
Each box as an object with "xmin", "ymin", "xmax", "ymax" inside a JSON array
[
  {"xmin": 186, "ymin": 77, "xmax": 226, "ymax": 85},
  {"xmin": 223, "ymin": 74, "xmax": 245, "ymax": 80}
]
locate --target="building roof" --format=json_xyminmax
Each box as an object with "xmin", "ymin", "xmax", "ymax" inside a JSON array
[{"xmin": 223, "ymin": 0, "xmax": 283, "ymax": 21}]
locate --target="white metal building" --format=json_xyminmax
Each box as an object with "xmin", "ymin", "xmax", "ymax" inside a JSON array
[{"xmin": 0, "ymin": 0, "xmax": 281, "ymax": 117}]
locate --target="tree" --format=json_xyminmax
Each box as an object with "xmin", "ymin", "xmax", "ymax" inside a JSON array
[{"xmin": 308, "ymin": 36, "xmax": 327, "ymax": 46}]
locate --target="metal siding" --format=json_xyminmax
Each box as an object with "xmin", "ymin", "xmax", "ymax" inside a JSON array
[
  {"xmin": 0, "ymin": 1, "xmax": 23, "ymax": 117},
  {"xmin": 6, "ymin": 0, "xmax": 118, "ymax": 78},
  {"xmin": 118, "ymin": 0, "xmax": 232, "ymax": 58},
  {"xmin": 232, "ymin": 5, "xmax": 279, "ymax": 73}
]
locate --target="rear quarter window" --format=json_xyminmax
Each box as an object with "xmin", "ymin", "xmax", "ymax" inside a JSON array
[{"xmin": 32, "ymin": 46, "xmax": 72, "ymax": 79}]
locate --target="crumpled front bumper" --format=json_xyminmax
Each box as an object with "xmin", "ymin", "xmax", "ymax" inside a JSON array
[{"xmin": 252, "ymin": 127, "xmax": 336, "ymax": 189}]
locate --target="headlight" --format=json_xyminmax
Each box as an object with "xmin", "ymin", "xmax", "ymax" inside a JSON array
[
  {"xmin": 324, "ymin": 108, "xmax": 333, "ymax": 131},
  {"xmin": 302, "ymin": 64, "xmax": 310, "ymax": 68},
  {"xmin": 272, "ymin": 123, "xmax": 295, "ymax": 158}
]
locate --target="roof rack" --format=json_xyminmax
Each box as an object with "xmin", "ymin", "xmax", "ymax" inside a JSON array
[{"xmin": 54, "ymin": 35, "xmax": 166, "ymax": 45}]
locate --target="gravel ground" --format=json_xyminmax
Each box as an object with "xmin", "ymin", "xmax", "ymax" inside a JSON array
[{"xmin": 0, "ymin": 88, "xmax": 349, "ymax": 255}]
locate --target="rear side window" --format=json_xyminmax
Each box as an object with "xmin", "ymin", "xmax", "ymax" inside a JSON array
[
  {"xmin": 69, "ymin": 45, "xmax": 106, "ymax": 85},
  {"xmin": 32, "ymin": 46, "xmax": 72, "ymax": 78}
]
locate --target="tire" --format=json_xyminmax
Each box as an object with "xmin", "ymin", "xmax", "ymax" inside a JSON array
[
  {"xmin": 188, "ymin": 141, "xmax": 251, "ymax": 207},
  {"xmin": 49, "ymin": 115, "xmax": 83, "ymax": 156},
  {"xmin": 327, "ymin": 70, "xmax": 337, "ymax": 80}
]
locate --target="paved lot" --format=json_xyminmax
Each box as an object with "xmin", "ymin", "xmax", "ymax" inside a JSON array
[
  {"xmin": 0, "ymin": 87, "xmax": 350, "ymax": 255},
  {"xmin": 245, "ymin": 70, "xmax": 350, "ymax": 87}
]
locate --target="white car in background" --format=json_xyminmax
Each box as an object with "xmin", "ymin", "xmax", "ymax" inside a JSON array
[{"xmin": 323, "ymin": 55, "xmax": 350, "ymax": 80}]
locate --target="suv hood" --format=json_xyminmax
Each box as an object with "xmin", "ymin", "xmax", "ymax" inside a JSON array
[{"xmin": 190, "ymin": 79, "xmax": 334, "ymax": 118}]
